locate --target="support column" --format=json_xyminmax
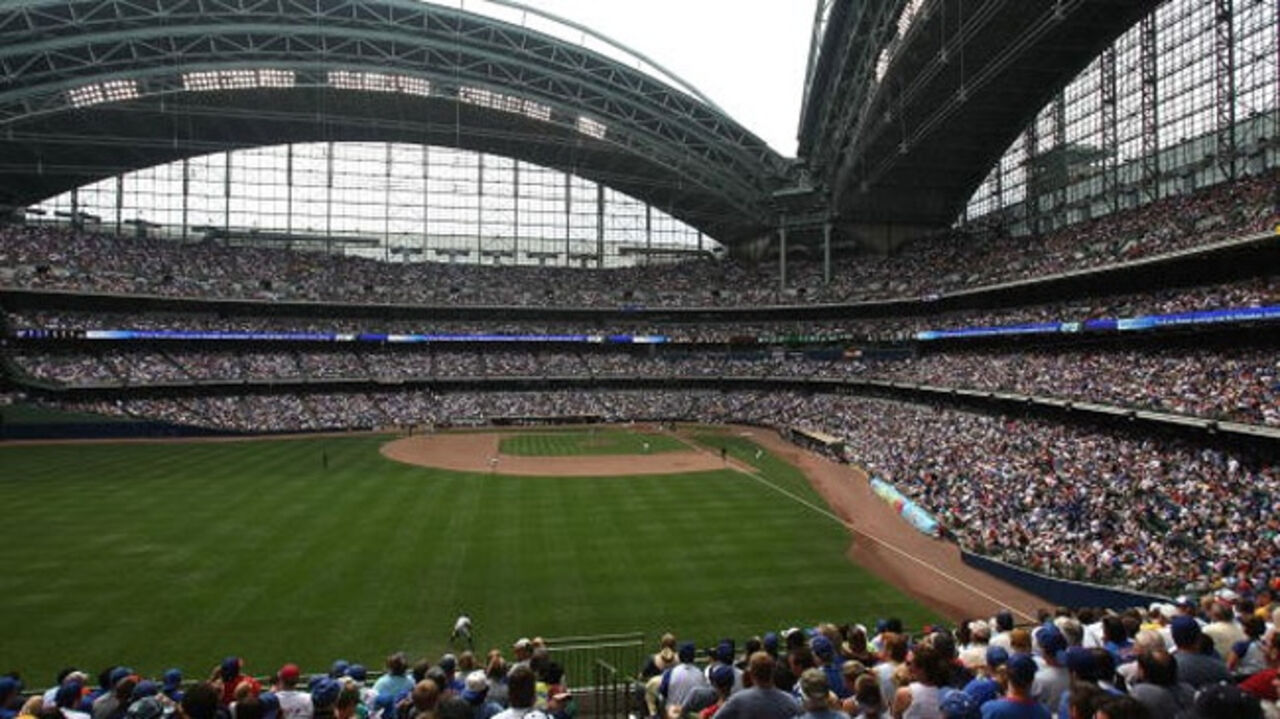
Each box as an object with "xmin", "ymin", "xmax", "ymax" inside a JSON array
[
  {"xmin": 1052, "ymin": 90, "xmax": 1067, "ymax": 227},
  {"xmin": 385, "ymin": 143, "xmax": 393, "ymax": 262},
  {"xmin": 1100, "ymin": 46, "xmax": 1119, "ymax": 214},
  {"xmin": 778, "ymin": 216, "xmax": 787, "ymax": 292},
  {"xmin": 70, "ymin": 187, "xmax": 79, "ymax": 230},
  {"xmin": 512, "ymin": 161, "xmax": 520, "ymax": 262},
  {"xmin": 285, "ymin": 144, "xmax": 293, "ymax": 242},
  {"xmin": 430, "ymin": 143, "xmax": 435, "ymax": 255},
  {"xmin": 181, "ymin": 158, "xmax": 190, "ymax": 242},
  {"xmin": 645, "ymin": 203, "xmax": 652, "ymax": 263},
  {"xmin": 477, "ymin": 153, "xmax": 485, "ymax": 260},
  {"xmin": 596, "ymin": 182, "xmax": 605, "ymax": 268},
  {"xmin": 115, "ymin": 174, "xmax": 124, "ymax": 236},
  {"xmin": 564, "ymin": 172, "xmax": 571, "ymax": 267},
  {"xmin": 822, "ymin": 220, "xmax": 832, "ymax": 285},
  {"xmin": 1214, "ymin": 0, "xmax": 1237, "ymax": 181},
  {"xmin": 326, "ymin": 141, "xmax": 334, "ymax": 254},
  {"xmin": 1022, "ymin": 122, "xmax": 1040, "ymax": 233},
  {"xmin": 224, "ymin": 150, "xmax": 232, "ymax": 237},
  {"xmin": 1140, "ymin": 13, "xmax": 1160, "ymax": 202}
]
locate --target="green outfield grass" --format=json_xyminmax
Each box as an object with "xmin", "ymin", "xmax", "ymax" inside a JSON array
[
  {"xmin": 498, "ymin": 429, "xmax": 686, "ymax": 456},
  {"xmin": 0, "ymin": 430, "xmax": 938, "ymax": 685}
]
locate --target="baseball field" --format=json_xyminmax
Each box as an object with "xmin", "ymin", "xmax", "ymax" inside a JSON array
[{"xmin": 0, "ymin": 426, "xmax": 942, "ymax": 684}]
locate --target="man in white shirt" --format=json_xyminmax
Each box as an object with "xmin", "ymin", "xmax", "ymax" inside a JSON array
[{"xmin": 274, "ymin": 664, "xmax": 313, "ymax": 719}]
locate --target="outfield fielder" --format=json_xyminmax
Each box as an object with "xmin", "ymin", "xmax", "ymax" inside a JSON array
[{"xmin": 451, "ymin": 614, "xmax": 474, "ymax": 650}]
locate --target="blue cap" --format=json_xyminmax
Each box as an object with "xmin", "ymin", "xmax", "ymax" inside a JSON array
[
  {"xmin": 220, "ymin": 658, "xmax": 240, "ymax": 681},
  {"xmin": 1171, "ymin": 616, "xmax": 1201, "ymax": 647},
  {"xmin": 709, "ymin": 664, "xmax": 734, "ymax": 690},
  {"xmin": 715, "ymin": 641, "xmax": 734, "ymax": 664},
  {"xmin": 162, "ymin": 670, "xmax": 182, "ymax": 690},
  {"xmin": 963, "ymin": 678, "xmax": 1001, "ymax": 707},
  {"xmin": 311, "ymin": 678, "xmax": 340, "ymax": 707},
  {"xmin": 0, "ymin": 678, "xmax": 18, "ymax": 698},
  {"xmin": 346, "ymin": 664, "xmax": 367, "ymax": 682},
  {"xmin": 678, "ymin": 641, "xmax": 696, "ymax": 662},
  {"xmin": 811, "ymin": 635, "xmax": 835, "ymax": 659},
  {"xmin": 56, "ymin": 682, "xmax": 84, "ymax": 708},
  {"xmin": 130, "ymin": 681, "xmax": 159, "ymax": 700},
  {"xmin": 1007, "ymin": 654, "xmax": 1037, "ymax": 687},
  {"xmin": 940, "ymin": 690, "xmax": 980, "ymax": 719},
  {"xmin": 329, "ymin": 660, "xmax": 349, "ymax": 679},
  {"xmin": 110, "ymin": 667, "xmax": 134, "ymax": 687},
  {"xmin": 1035, "ymin": 625, "xmax": 1067, "ymax": 662},
  {"xmin": 259, "ymin": 692, "xmax": 280, "ymax": 719},
  {"xmin": 763, "ymin": 633, "xmax": 779, "ymax": 653},
  {"xmin": 985, "ymin": 646, "xmax": 1009, "ymax": 668},
  {"xmin": 440, "ymin": 654, "xmax": 457, "ymax": 673},
  {"xmin": 1064, "ymin": 647, "xmax": 1095, "ymax": 678}
]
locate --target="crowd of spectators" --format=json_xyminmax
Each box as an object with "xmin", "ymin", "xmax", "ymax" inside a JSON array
[
  {"xmin": 9, "ymin": 600, "xmax": 1280, "ymax": 719},
  {"xmin": 9, "ymin": 272, "xmax": 1276, "ymax": 344},
  {"xmin": 2, "ymin": 172, "xmax": 1274, "ymax": 308},
  {"xmin": 12, "ymin": 337, "xmax": 1277, "ymax": 427}
]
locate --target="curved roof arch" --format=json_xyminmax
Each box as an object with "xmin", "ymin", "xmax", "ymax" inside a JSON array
[{"xmin": 0, "ymin": 0, "xmax": 788, "ymax": 244}]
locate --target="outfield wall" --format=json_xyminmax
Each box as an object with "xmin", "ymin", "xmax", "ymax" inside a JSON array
[{"xmin": 959, "ymin": 550, "xmax": 1169, "ymax": 610}]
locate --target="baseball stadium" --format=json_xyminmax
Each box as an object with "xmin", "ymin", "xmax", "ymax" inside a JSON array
[{"xmin": 1, "ymin": 1, "xmax": 1278, "ymax": 719}]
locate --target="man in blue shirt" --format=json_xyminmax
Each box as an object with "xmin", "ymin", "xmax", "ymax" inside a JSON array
[{"xmin": 980, "ymin": 655, "xmax": 1048, "ymax": 719}]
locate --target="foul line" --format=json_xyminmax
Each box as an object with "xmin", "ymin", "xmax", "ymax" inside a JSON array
[{"xmin": 670, "ymin": 431, "xmax": 1037, "ymax": 622}]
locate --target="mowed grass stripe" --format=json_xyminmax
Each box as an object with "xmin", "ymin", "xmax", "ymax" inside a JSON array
[{"xmin": 0, "ymin": 433, "xmax": 936, "ymax": 684}]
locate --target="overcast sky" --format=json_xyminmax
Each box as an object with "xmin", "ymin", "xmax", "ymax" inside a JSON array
[{"xmin": 464, "ymin": 0, "xmax": 814, "ymax": 157}]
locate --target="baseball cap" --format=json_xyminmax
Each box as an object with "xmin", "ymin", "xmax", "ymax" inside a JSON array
[
  {"xmin": 440, "ymin": 654, "xmax": 457, "ymax": 673},
  {"xmin": 708, "ymin": 665, "xmax": 734, "ymax": 690},
  {"xmin": 963, "ymin": 678, "xmax": 1001, "ymax": 707},
  {"xmin": 714, "ymin": 640, "xmax": 734, "ymax": 664},
  {"xmin": 110, "ymin": 667, "xmax": 135, "ymax": 687},
  {"xmin": 799, "ymin": 668, "xmax": 828, "ymax": 700},
  {"xmin": 677, "ymin": 641, "xmax": 696, "ymax": 662},
  {"xmin": 258, "ymin": 692, "xmax": 280, "ymax": 719},
  {"xmin": 0, "ymin": 678, "xmax": 18, "ymax": 699},
  {"xmin": 1035, "ymin": 625, "xmax": 1067, "ymax": 662},
  {"xmin": 1175, "ymin": 595, "xmax": 1197, "ymax": 609},
  {"xmin": 985, "ymin": 646, "xmax": 1009, "ymax": 668},
  {"xmin": 940, "ymin": 689, "xmax": 980, "ymax": 719},
  {"xmin": 130, "ymin": 681, "xmax": 159, "ymax": 700},
  {"xmin": 220, "ymin": 658, "xmax": 241, "ymax": 681},
  {"xmin": 461, "ymin": 670, "xmax": 488, "ymax": 704},
  {"xmin": 346, "ymin": 664, "xmax": 367, "ymax": 683},
  {"xmin": 811, "ymin": 635, "xmax": 835, "ymax": 659},
  {"xmin": 513, "ymin": 638, "xmax": 532, "ymax": 651},
  {"xmin": 762, "ymin": 632, "xmax": 779, "ymax": 654},
  {"xmin": 329, "ymin": 660, "xmax": 349, "ymax": 679},
  {"xmin": 310, "ymin": 678, "xmax": 340, "ymax": 708},
  {"xmin": 56, "ymin": 683, "xmax": 85, "ymax": 709},
  {"xmin": 1064, "ymin": 647, "xmax": 1096, "ymax": 679},
  {"xmin": 278, "ymin": 664, "xmax": 301, "ymax": 683},
  {"xmin": 162, "ymin": 670, "xmax": 182, "ymax": 691},
  {"xmin": 1007, "ymin": 654, "xmax": 1037, "ymax": 687},
  {"xmin": 1171, "ymin": 615, "xmax": 1202, "ymax": 647}
]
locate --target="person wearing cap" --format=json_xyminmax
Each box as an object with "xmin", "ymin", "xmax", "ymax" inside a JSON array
[
  {"xmin": 1169, "ymin": 616, "xmax": 1230, "ymax": 688},
  {"xmin": 459, "ymin": 671, "xmax": 500, "ymax": 719},
  {"xmin": 714, "ymin": 652, "xmax": 799, "ymax": 719},
  {"xmin": 274, "ymin": 664, "xmax": 313, "ymax": 719},
  {"xmin": 797, "ymin": 668, "xmax": 847, "ymax": 719},
  {"xmin": 512, "ymin": 640, "xmax": 534, "ymax": 668},
  {"xmin": 989, "ymin": 613, "xmax": 1015, "ymax": 653},
  {"xmin": 694, "ymin": 665, "xmax": 735, "ymax": 719},
  {"xmin": 161, "ymin": 671, "xmax": 184, "ymax": 706},
  {"xmin": 1031, "ymin": 626, "xmax": 1069, "ymax": 712},
  {"xmin": 977, "ymin": 655, "xmax": 1047, "ymax": 719},
  {"xmin": 57, "ymin": 682, "xmax": 91, "ymax": 719},
  {"xmin": 213, "ymin": 659, "xmax": 253, "ymax": 708},
  {"xmin": 962, "ymin": 647, "xmax": 1008, "ymax": 709},
  {"xmin": 93, "ymin": 669, "xmax": 135, "ymax": 719},
  {"xmin": 449, "ymin": 616, "xmax": 474, "ymax": 652},
  {"xmin": 811, "ymin": 637, "xmax": 850, "ymax": 700},
  {"xmin": 439, "ymin": 656, "xmax": 464, "ymax": 694},
  {"xmin": 703, "ymin": 641, "xmax": 743, "ymax": 696},
  {"xmin": 657, "ymin": 642, "xmax": 707, "ymax": 716},
  {"xmin": 0, "ymin": 677, "xmax": 22, "ymax": 719}
]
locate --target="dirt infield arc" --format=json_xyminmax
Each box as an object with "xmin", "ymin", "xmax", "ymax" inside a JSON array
[{"xmin": 380, "ymin": 432, "xmax": 727, "ymax": 476}]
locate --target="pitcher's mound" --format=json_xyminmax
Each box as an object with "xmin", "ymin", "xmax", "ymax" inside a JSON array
[{"xmin": 380, "ymin": 433, "xmax": 726, "ymax": 476}]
